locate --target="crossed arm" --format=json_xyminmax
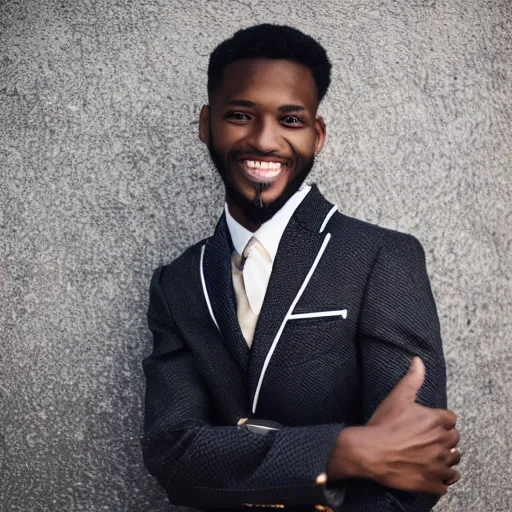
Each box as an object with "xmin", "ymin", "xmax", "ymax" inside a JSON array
[{"xmin": 141, "ymin": 232, "xmax": 459, "ymax": 511}]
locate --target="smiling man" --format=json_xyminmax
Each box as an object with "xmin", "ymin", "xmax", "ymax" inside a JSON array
[{"xmin": 142, "ymin": 24, "xmax": 461, "ymax": 512}]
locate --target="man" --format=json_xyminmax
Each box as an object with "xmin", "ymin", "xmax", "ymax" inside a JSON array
[{"xmin": 142, "ymin": 24, "xmax": 461, "ymax": 511}]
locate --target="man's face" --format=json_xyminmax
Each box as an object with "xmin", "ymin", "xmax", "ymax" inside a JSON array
[{"xmin": 199, "ymin": 58, "xmax": 326, "ymax": 224}]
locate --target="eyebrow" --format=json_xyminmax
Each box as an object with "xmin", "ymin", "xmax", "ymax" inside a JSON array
[{"xmin": 225, "ymin": 99, "xmax": 306, "ymax": 113}]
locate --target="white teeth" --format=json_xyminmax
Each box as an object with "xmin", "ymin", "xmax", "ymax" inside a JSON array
[
  {"xmin": 243, "ymin": 160, "xmax": 283, "ymax": 178},
  {"xmin": 245, "ymin": 160, "xmax": 282, "ymax": 170}
]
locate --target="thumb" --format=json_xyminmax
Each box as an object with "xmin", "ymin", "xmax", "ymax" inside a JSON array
[{"xmin": 395, "ymin": 356, "xmax": 425, "ymax": 401}]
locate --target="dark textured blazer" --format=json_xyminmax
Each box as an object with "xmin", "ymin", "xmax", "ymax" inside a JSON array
[{"xmin": 142, "ymin": 183, "xmax": 447, "ymax": 512}]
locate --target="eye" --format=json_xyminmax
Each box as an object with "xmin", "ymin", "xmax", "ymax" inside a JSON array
[
  {"xmin": 226, "ymin": 112, "xmax": 250, "ymax": 121},
  {"xmin": 282, "ymin": 116, "xmax": 303, "ymax": 126}
]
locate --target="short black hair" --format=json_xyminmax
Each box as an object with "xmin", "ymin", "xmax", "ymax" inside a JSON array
[{"xmin": 207, "ymin": 24, "xmax": 332, "ymax": 105}]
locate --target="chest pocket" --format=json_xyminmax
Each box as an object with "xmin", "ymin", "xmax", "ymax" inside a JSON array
[{"xmin": 270, "ymin": 310, "xmax": 349, "ymax": 368}]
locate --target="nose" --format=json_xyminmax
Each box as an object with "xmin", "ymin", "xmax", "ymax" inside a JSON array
[{"xmin": 246, "ymin": 116, "xmax": 284, "ymax": 154}]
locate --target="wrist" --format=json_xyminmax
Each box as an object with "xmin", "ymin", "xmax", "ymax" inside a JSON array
[{"xmin": 327, "ymin": 426, "xmax": 376, "ymax": 482}]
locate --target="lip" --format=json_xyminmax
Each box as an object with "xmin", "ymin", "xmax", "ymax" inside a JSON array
[{"xmin": 236, "ymin": 159, "xmax": 288, "ymax": 184}]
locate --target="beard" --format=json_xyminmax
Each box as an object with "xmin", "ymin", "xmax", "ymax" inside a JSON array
[{"xmin": 206, "ymin": 124, "xmax": 316, "ymax": 224}]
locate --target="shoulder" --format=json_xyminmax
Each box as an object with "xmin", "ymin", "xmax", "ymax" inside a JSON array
[
  {"xmin": 327, "ymin": 210, "xmax": 425, "ymax": 257},
  {"xmin": 149, "ymin": 237, "xmax": 209, "ymax": 288},
  {"xmin": 325, "ymin": 213, "xmax": 433, "ymax": 294}
]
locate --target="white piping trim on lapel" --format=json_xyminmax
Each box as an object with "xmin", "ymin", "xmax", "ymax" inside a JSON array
[
  {"xmin": 319, "ymin": 205, "xmax": 338, "ymax": 233},
  {"xmin": 289, "ymin": 309, "xmax": 347, "ymax": 320},
  {"xmin": 200, "ymin": 244, "xmax": 220, "ymax": 333},
  {"xmin": 252, "ymin": 232, "xmax": 332, "ymax": 414}
]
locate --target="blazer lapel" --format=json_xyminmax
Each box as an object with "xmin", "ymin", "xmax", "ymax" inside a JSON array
[
  {"xmin": 202, "ymin": 212, "xmax": 250, "ymax": 372},
  {"xmin": 248, "ymin": 184, "xmax": 336, "ymax": 413}
]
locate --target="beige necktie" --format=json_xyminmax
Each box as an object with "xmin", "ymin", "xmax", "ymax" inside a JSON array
[{"xmin": 232, "ymin": 237, "xmax": 272, "ymax": 348}]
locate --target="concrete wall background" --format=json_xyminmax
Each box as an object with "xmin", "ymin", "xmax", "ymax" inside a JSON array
[{"xmin": 1, "ymin": 0, "xmax": 511, "ymax": 510}]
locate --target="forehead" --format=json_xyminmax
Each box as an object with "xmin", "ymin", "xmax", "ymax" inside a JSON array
[{"xmin": 212, "ymin": 58, "xmax": 318, "ymax": 112}]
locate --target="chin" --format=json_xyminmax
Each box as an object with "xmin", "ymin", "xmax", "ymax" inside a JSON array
[
  {"xmin": 250, "ymin": 185, "xmax": 286, "ymax": 204},
  {"xmin": 258, "ymin": 188, "xmax": 286, "ymax": 205},
  {"xmin": 234, "ymin": 180, "xmax": 281, "ymax": 203}
]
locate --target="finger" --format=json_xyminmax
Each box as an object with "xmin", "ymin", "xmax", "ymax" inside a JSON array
[
  {"xmin": 444, "ymin": 428, "xmax": 460, "ymax": 448},
  {"xmin": 434, "ymin": 463, "xmax": 458, "ymax": 480},
  {"xmin": 392, "ymin": 356, "xmax": 426, "ymax": 402},
  {"xmin": 447, "ymin": 447, "xmax": 462, "ymax": 466},
  {"xmin": 444, "ymin": 469, "xmax": 461, "ymax": 486},
  {"xmin": 433, "ymin": 409, "xmax": 457, "ymax": 429}
]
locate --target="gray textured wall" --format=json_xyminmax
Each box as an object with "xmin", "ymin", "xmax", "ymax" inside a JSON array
[{"xmin": 1, "ymin": 0, "xmax": 511, "ymax": 510}]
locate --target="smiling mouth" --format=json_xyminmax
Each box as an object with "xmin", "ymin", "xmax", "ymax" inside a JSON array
[{"xmin": 237, "ymin": 159, "xmax": 290, "ymax": 184}]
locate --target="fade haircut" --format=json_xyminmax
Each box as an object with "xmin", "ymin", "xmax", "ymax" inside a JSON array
[{"xmin": 207, "ymin": 23, "xmax": 332, "ymax": 105}]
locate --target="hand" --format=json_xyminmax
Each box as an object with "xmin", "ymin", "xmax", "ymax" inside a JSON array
[{"xmin": 327, "ymin": 357, "xmax": 461, "ymax": 495}]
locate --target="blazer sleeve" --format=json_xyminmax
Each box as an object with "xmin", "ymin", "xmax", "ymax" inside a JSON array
[
  {"xmin": 141, "ymin": 266, "xmax": 345, "ymax": 510},
  {"xmin": 343, "ymin": 231, "xmax": 448, "ymax": 512}
]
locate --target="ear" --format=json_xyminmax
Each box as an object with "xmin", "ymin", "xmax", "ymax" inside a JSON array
[
  {"xmin": 314, "ymin": 115, "xmax": 326, "ymax": 154},
  {"xmin": 199, "ymin": 104, "xmax": 210, "ymax": 145}
]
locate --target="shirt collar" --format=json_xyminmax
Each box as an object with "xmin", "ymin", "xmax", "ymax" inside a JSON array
[{"xmin": 224, "ymin": 184, "xmax": 312, "ymax": 261}]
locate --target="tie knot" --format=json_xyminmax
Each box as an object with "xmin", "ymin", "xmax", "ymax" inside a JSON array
[{"xmin": 240, "ymin": 237, "xmax": 270, "ymax": 269}]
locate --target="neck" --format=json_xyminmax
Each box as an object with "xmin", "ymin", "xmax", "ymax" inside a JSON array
[{"xmin": 225, "ymin": 198, "xmax": 262, "ymax": 232}]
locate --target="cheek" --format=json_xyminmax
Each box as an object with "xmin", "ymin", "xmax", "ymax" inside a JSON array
[
  {"xmin": 211, "ymin": 122, "xmax": 245, "ymax": 149},
  {"xmin": 289, "ymin": 133, "xmax": 316, "ymax": 158}
]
